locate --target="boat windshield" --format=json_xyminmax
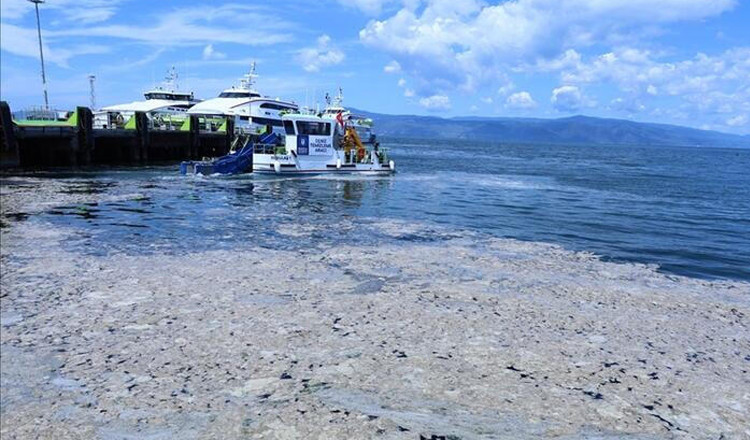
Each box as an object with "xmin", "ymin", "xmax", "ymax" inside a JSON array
[
  {"xmin": 218, "ymin": 92, "xmax": 259, "ymax": 98},
  {"xmin": 145, "ymin": 92, "xmax": 192, "ymax": 101},
  {"xmin": 296, "ymin": 121, "xmax": 331, "ymax": 136},
  {"xmin": 283, "ymin": 120, "xmax": 296, "ymax": 135}
]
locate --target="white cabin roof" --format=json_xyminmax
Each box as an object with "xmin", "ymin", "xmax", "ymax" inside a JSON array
[
  {"xmin": 188, "ymin": 97, "xmax": 298, "ymax": 116},
  {"xmin": 187, "ymin": 97, "xmax": 250, "ymax": 115},
  {"xmin": 283, "ymin": 113, "xmax": 329, "ymax": 122},
  {"xmin": 101, "ymin": 99, "xmax": 194, "ymax": 113}
]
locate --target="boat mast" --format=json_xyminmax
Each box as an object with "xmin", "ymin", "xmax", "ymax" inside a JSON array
[
  {"xmin": 334, "ymin": 87, "xmax": 344, "ymax": 108},
  {"xmin": 164, "ymin": 66, "xmax": 178, "ymax": 91},
  {"xmin": 241, "ymin": 62, "xmax": 257, "ymax": 90}
]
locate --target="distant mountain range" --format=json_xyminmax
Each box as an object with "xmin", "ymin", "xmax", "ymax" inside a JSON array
[{"xmin": 353, "ymin": 110, "xmax": 750, "ymax": 148}]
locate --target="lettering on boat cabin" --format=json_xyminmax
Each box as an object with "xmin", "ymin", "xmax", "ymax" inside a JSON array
[{"xmin": 297, "ymin": 135, "xmax": 332, "ymax": 156}]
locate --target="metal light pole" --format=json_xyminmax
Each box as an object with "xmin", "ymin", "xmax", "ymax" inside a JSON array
[
  {"xmin": 88, "ymin": 75, "xmax": 96, "ymax": 110},
  {"xmin": 28, "ymin": 0, "xmax": 49, "ymax": 111}
]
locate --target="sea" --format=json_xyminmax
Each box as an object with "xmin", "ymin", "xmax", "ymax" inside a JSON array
[{"xmin": 2, "ymin": 139, "xmax": 749, "ymax": 281}]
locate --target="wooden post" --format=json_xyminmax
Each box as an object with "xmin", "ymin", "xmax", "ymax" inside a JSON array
[{"xmin": 0, "ymin": 101, "xmax": 20, "ymax": 168}]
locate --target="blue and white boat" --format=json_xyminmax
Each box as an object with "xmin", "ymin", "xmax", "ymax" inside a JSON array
[{"xmin": 252, "ymin": 112, "xmax": 394, "ymax": 175}]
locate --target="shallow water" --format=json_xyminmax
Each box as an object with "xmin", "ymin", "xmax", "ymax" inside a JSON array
[{"xmin": 2, "ymin": 139, "xmax": 749, "ymax": 281}]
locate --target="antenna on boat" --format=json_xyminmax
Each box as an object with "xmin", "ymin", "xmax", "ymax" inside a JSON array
[
  {"xmin": 240, "ymin": 61, "xmax": 258, "ymax": 90},
  {"xmin": 334, "ymin": 87, "xmax": 344, "ymax": 107},
  {"xmin": 165, "ymin": 66, "xmax": 178, "ymax": 91}
]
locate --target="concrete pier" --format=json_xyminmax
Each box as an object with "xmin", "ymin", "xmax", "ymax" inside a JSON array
[{"xmin": 0, "ymin": 101, "xmax": 234, "ymax": 168}]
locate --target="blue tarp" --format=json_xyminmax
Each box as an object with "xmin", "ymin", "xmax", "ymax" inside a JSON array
[{"xmin": 180, "ymin": 141, "xmax": 254, "ymax": 175}]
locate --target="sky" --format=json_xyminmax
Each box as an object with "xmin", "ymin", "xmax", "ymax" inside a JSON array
[{"xmin": 1, "ymin": 0, "xmax": 748, "ymax": 134}]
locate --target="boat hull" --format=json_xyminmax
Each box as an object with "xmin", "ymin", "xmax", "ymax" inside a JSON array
[{"xmin": 253, "ymin": 152, "xmax": 394, "ymax": 175}]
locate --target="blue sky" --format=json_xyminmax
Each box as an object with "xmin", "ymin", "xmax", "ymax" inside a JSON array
[{"xmin": 1, "ymin": 0, "xmax": 748, "ymax": 134}]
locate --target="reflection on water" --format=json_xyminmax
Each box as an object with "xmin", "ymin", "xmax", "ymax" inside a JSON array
[{"xmin": 2, "ymin": 140, "xmax": 749, "ymax": 281}]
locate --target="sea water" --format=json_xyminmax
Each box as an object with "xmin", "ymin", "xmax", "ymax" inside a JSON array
[{"xmin": 2, "ymin": 140, "xmax": 749, "ymax": 281}]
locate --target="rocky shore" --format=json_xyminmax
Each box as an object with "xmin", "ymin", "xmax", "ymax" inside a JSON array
[{"xmin": 1, "ymin": 215, "xmax": 748, "ymax": 439}]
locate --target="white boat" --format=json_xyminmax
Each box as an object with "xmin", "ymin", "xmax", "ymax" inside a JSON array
[
  {"xmin": 252, "ymin": 112, "xmax": 394, "ymax": 175},
  {"xmin": 93, "ymin": 67, "xmax": 199, "ymax": 129},
  {"xmin": 187, "ymin": 63, "xmax": 298, "ymax": 135}
]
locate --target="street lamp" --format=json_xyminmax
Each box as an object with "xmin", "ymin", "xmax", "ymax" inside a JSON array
[
  {"xmin": 28, "ymin": 0, "xmax": 49, "ymax": 111},
  {"xmin": 89, "ymin": 75, "xmax": 96, "ymax": 110}
]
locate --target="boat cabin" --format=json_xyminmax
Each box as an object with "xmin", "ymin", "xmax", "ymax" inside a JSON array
[
  {"xmin": 283, "ymin": 115, "xmax": 336, "ymax": 157},
  {"xmin": 143, "ymin": 90, "xmax": 195, "ymax": 102},
  {"xmin": 218, "ymin": 89, "xmax": 261, "ymax": 99}
]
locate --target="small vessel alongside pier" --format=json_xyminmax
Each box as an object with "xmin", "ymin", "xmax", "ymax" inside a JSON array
[
  {"xmin": 179, "ymin": 99, "xmax": 394, "ymax": 176},
  {"xmin": 252, "ymin": 112, "xmax": 393, "ymax": 175}
]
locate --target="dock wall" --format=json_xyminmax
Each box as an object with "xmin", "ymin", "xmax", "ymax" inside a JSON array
[{"xmin": 0, "ymin": 102, "xmax": 234, "ymax": 169}]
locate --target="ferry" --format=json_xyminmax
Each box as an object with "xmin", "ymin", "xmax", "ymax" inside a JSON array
[
  {"xmin": 93, "ymin": 67, "xmax": 199, "ymax": 129},
  {"xmin": 252, "ymin": 112, "xmax": 394, "ymax": 175},
  {"xmin": 186, "ymin": 63, "xmax": 298, "ymax": 134}
]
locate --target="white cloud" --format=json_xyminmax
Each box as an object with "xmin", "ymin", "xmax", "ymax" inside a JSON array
[
  {"xmin": 497, "ymin": 82, "xmax": 515, "ymax": 96},
  {"xmin": 47, "ymin": 4, "xmax": 293, "ymax": 47},
  {"xmin": 404, "ymin": 88, "xmax": 415, "ymax": 97},
  {"xmin": 726, "ymin": 114, "xmax": 748, "ymax": 127},
  {"xmin": 397, "ymin": 78, "xmax": 407, "ymax": 87},
  {"xmin": 1, "ymin": 0, "xmax": 121, "ymax": 23},
  {"xmin": 506, "ymin": 91, "xmax": 537, "ymax": 109},
  {"xmin": 338, "ymin": 0, "xmax": 394, "ymax": 15},
  {"xmin": 202, "ymin": 44, "xmax": 226, "ymax": 60},
  {"xmin": 0, "ymin": 23, "xmax": 109, "ymax": 67},
  {"xmin": 535, "ymin": 49, "xmax": 582, "ymax": 72},
  {"xmin": 557, "ymin": 47, "xmax": 750, "ymax": 124},
  {"xmin": 2, "ymin": 3, "xmax": 292, "ymax": 71},
  {"xmin": 419, "ymin": 94, "xmax": 451, "ymax": 110},
  {"xmin": 101, "ymin": 48, "xmax": 166, "ymax": 73},
  {"xmin": 609, "ymin": 97, "xmax": 645, "ymax": 114},
  {"xmin": 480, "ymin": 96, "xmax": 493, "ymax": 104},
  {"xmin": 551, "ymin": 85, "xmax": 593, "ymax": 112},
  {"xmin": 360, "ymin": 0, "xmax": 736, "ymax": 94},
  {"xmin": 296, "ymin": 34, "xmax": 345, "ymax": 73},
  {"xmin": 0, "ymin": 0, "xmax": 28, "ymax": 20},
  {"xmin": 384, "ymin": 60, "xmax": 402, "ymax": 73}
]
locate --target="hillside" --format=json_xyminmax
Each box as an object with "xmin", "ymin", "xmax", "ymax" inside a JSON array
[{"xmin": 353, "ymin": 111, "xmax": 750, "ymax": 148}]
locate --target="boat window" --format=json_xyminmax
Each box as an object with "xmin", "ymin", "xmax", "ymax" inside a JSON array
[
  {"xmin": 283, "ymin": 120, "xmax": 296, "ymax": 135},
  {"xmin": 296, "ymin": 121, "xmax": 331, "ymax": 136},
  {"xmin": 260, "ymin": 103, "xmax": 295, "ymax": 111},
  {"xmin": 219, "ymin": 92, "xmax": 251, "ymax": 98}
]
